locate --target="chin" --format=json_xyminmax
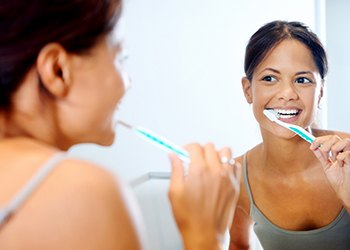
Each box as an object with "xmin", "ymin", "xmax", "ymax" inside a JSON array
[
  {"xmin": 275, "ymin": 128, "xmax": 300, "ymax": 141},
  {"xmin": 92, "ymin": 131, "xmax": 116, "ymax": 146},
  {"xmin": 262, "ymin": 125, "xmax": 294, "ymax": 140}
]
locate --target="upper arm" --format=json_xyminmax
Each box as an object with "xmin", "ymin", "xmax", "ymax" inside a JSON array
[
  {"xmin": 229, "ymin": 155, "xmax": 253, "ymax": 250},
  {"xmin": 1, "ymin": 159, "xmax": 145, "ymax": 250},
  {"xmin": 58, "ymin": 160, "xmax": 145, "ymax": 250}
]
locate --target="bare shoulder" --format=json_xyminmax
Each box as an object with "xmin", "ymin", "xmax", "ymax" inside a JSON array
[
  {"xmin": 313, "ymin": 128, "xmax": 350, "ymax": 138},
  {"xmin": 0, "ymin": 157, "xmax": 143, "ymax": 250}
]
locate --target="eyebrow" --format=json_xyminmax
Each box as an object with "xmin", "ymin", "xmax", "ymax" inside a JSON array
[
  {"xmin": 295, "ymin": 71, "xmax": 314, "ymax": 76},
  {"xmin": 259, "ymin": 68, "xmax": 314, "ymax": 76},
  {"xmin": 259, "ymin": 68, "xmax": 280, "ymax": 74}
]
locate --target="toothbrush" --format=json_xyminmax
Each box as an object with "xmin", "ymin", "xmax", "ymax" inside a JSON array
[
  {"xmin": 263, "ymin": 109, "xmax": 315, "ymax": 144},
  {"xmin": 116, "ymin": 120, "xmax": 190, "ymax": 163}
]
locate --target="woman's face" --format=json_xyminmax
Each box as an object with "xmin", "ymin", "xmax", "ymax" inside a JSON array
[
  {"xmin": 242, "ymin": 39, "xmax": 323, "ymax": 139},
  {"xmin": 62, "ymin": 31, "xmax": 127, "ymax": 146}
]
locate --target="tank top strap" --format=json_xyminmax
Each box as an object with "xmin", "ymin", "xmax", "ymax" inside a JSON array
[
  {"xmin": 0, "ymin": 152, "xmax": 66, "ymax": 226},
  {"xmin": 243, "ymin": 152, "xmax": 255, "ymax": 214}
]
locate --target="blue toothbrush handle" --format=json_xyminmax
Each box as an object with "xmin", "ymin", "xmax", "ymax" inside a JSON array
[
  {"xmin": 289, "ymin": 127, "xmax": 315, "ymax": 144},
  {"xmin": 135, "ymin": 127, "xmax": 190, "ymax": 163}
]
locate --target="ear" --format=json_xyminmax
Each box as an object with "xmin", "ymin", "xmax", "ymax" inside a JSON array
[
  {"xmin": 241, "ymin": 77, "xmax": 253, "ymax": 104},
  {"xmin": 36, "ymin": 43, "xmax": 71, "ymax": 97}
]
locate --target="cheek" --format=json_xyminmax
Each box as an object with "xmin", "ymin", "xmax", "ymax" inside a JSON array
[
  {"xmin": 251, "ymin": 85, "xmax": 273, "ymax": 107},
  {"xmin": 250, "ymin": 86, "xmax": 268, "ymax": 121},
  {"xmin": 303, "ymin": 91, "xmax": 319, "ymax": 124},
  {"xmin": 103, "ymin": 62, "xmax": 125, "ymax": 101},
  {"xmin": 301, "ymin": 88, "xmax": 318, "ymax": 109}
]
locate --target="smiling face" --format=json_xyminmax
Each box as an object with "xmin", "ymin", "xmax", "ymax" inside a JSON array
[{"xmin": 242, "ymin": 39, "xmax": 323, "ymax": 139}]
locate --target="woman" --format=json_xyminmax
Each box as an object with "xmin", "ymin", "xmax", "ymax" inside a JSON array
[
  {"xmin": 229, "ymin": 20, "xmax": 350, "ymax": 250},
  {"xmin": 0, "ymin": 0, "xmax": 240, "ymax": 249}
]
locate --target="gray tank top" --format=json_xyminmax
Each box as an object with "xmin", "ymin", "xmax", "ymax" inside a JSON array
[
  {"xmin": 0, "ymin": 153, "xmax": 66, "ymax": 227},
  {"xmin": 243, "ymin": 153, "xmax": 350, "ymax": 250}
]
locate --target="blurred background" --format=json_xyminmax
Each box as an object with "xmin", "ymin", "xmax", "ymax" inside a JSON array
[{"xmin": 69, "ymin": 0, "xmax": 350, "ymax": 249}]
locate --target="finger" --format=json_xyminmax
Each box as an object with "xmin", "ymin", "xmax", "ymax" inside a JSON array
[
  {"xmin": 204, "ymin": 143, "xmax": 221, "ymax": 171},
  {"xmin": 219, "ymin": 147, "xmax": 235, "ymax": 174},
  {"xmin": 330, "ymin": 140, "xmax": 349, "ymax": 161},
  {"xmin": 310, "ymin": 135, "xmax": 342, "ymax": 162},
  {"xmin": 234, "ymin": 161, "xmax": 242, "ymax": 183},
  {"xmin": 318, "ymin": 136, "xmax": 340, "ymax": 154},
  {"xmin": 310, "ymin": 136, "xmax": 334, "ymax": 150},
  {"xmin": 331, "ymin": 139, "xmax": 350, "ymax": 153},
  {"xmin": 311, "ymin": 137, "xmax": 324, "ymax": 150},
  {"xmin": 228, "ymin": 161, "xmax": 242, "ymax": 193},
  {"xmin": 219, "ymin": 147, "xmax": 233, "ymax": 164},
  {"xmin": 343, "ymin": 138, "xmax": 350, "ymax": 151},
  {"xmin": 336, "ymin": 151, "xmax": 350, "ymax": 168},
  {"xmin": 313, "ymin": 148, "xmax": 332, "ymax": 169},
  {"xmin": 184, "ymin": 143, "xmax": 206, "ymax": 173},
  {"xmin": 311, "ymin": 135, "xmax": 337, "ymax": 150},
  {"xmin": 344, "ymin": 151, "xmax": 350, "ymax": 163},
  {"xmin": 168, "ymin": 153, "xmax": 185, "ymax": 198}
]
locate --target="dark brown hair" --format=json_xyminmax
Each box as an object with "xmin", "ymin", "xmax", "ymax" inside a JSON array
[
  {"xmin": 0, "ymin": 0, "xmax": 121, "ymax": 109},
  {"xmin": 244, "ymin": 20, "xmax": 328, "ymax": 82}
]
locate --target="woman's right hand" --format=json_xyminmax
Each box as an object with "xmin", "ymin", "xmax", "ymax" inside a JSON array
[
  {"xmin": 311, "ymin": 136, "xmax": 350, "ymax": 208},
  {"xmin": 168, "ymin": 143, "xmax": 241, "ymax": 250}
]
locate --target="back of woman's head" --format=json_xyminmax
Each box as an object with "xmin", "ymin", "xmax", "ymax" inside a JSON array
[
  {"xmin": 0, "ymin": 0, "xmax": 121, "ymax": 110},
  {"xmin": 244, "ymin": 20, "xmax": 328, "ymax": 82}
]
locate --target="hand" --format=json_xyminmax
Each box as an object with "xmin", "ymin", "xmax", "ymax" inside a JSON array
[
  {"xmin": 311, "ymin": 136, "xmax": 350, "ymax": 207},
  {"xmin": 168, "ymin": 143, "xmax": 241, "ymax": 250}
]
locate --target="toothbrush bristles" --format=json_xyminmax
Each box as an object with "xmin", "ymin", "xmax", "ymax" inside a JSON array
[
  {"xmin": 263, "ymin": 109, "xmax": 278, "ymax": 122},
  {"xmin": 116, "ymin": 120, "xmax": 133, "ymax": 129}
]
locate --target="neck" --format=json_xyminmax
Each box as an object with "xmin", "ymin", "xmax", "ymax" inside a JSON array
[{"xmin": 258, "ymin": 128, "xmax": 317, "ymax": 174}]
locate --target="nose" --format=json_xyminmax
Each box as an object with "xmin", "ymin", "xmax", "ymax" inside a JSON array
[{"xmin": 277, "ymin": 81, "xmax": 298, "ymax": 101}]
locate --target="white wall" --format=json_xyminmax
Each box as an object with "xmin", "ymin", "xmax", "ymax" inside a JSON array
[
  {"xmin": 326, "ymin": 0, "xmax": 350, "ymax": 132},
  {"xmin": 69, "ymin": 0, "xmax": 318, "ymax": 249}
]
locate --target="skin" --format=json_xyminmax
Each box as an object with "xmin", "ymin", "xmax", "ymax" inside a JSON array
[
  {"xmin": 229, "ymin": 39, "xmax": 350, "ymax": 250},
  {"xmin": 170, "ymin": 145, "xmax": 241, "ymax": 250},
  {"xmin": 0, "ymin": 19, "xmax": 240, "ymax": 250}
]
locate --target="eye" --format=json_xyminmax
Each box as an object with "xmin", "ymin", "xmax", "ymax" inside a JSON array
[
  {"xmin": 261, "ymin": 75, "xmax": 277, "ymax": 83},
  {"xmin": 295, "ymin": 77, "xmax": 312, "ymax": 84}
]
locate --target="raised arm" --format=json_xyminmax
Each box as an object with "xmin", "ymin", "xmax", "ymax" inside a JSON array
[{"xmin": 168, "ymin": 143, "xmax": 241, "ymax": 250}]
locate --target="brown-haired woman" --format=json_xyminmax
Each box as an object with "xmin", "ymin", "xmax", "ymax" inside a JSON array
[
  {"xmin": 229, "ymin": 20, "xmax": 350, "ymax": 250},
  {"xmin": 0, "ymin": 1, "xmax": 240, "ymax": 249}
]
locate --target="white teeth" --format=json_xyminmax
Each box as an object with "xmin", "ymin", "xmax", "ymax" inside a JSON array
[
  {"xmin": 272, "ymin": 109, "xmax": 299, "ymax": 119},
  {"xmin": 278, "ymin": 114, "xmax": 294, "ymax": 119}
]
